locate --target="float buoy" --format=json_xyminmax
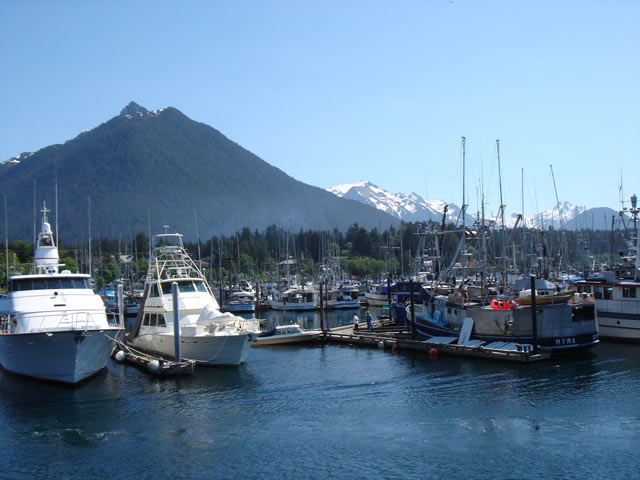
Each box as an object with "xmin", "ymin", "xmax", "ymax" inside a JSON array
[
  {"xmin": 392, "ymin": 343, "xmax": 398, "ymax": 351},
  {"xmin": 147, "ymin": 359, "xmax": 160, "ymax": 373},
  {"xmin": 428, "ymin": 348, "xmax": 439, "ymax": 357},
  {"xmin": 114, "ymin": 350, "xmax": 126, "ymax": 362}
]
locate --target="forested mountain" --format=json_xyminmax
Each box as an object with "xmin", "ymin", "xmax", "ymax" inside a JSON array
[{"xmin": 0, "ymin": 102, "xmax": 398, "ymax": 241}]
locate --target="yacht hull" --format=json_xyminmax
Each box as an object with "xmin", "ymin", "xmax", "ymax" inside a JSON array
[
  {"xmin": 0, "ymin": 328, "xmax": 120, "ymax": 384},
  {"xmin": 129, "ymin": 332, "xmax": 255, "ymax": 365}
]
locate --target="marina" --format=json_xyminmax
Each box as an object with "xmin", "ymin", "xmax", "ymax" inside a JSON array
[{"xmin": 1, "ymin": 305, "xmax": 639, "ymax": 479}]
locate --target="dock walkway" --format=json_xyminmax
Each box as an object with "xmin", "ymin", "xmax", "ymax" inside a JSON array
[{"xmin": 323, "ymin": 320, "xmax": 550, "ymax": 363}]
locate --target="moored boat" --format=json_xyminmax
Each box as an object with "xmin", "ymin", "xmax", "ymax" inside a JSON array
[
  {"xmin": 126, "ymin": 232, "xmax": 259, "ymax": 366},
  {"xmin": 252, "ymin": 324, "xmax": 321, "ymax": 346},
  {"xmin": 0, "ymin": 203, "xmax": 121, "ymax": 384}
]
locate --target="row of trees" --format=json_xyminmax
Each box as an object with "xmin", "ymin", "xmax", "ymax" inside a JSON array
[{"xmin": 0, "ymin": 220, "xmax": 633, "ymax": 290}]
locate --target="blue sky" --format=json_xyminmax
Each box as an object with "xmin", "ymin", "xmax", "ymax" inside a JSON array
[{"xmin": 1, "ymin": 0, "xmax": 638, "ymax": 217}]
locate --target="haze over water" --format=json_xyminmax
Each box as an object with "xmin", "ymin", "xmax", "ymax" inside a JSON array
[{"xmin": 1, "ymin": 309, "xmax": 639, "ymax": 479}]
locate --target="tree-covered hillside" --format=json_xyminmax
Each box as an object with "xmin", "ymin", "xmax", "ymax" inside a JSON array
[{"xmin": 0, "ymin": 102, "xmax": 398, "ymax": 242}]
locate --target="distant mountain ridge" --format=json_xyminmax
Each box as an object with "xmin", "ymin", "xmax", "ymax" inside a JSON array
[
  {"xmin": 0, "ymin": 102, "xmax": 399, "ymax": 241},
  {"xmin": 328, "ymin": 181, "xmax": 472, "ymax": 225},
  {"xmin": 328, "ymin": 181, "xmax": 620, "ymax": 230}
]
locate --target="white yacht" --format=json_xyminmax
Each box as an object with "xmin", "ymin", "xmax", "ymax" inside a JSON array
[
  {"xmin": 126, "ymin": 232, "xmax": 259, "ymax": 365},
  {"xmin": 0, "ymin": 203, "xmax": 121, "ymax": 384}
]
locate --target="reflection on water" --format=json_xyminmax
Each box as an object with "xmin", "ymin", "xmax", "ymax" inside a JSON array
[{"xmin": 2, "ymin": 309, "xmax": 640, "ymax": 479}]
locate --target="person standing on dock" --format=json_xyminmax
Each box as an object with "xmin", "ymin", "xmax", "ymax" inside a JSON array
[
  {"xmin": 366, "ymin": 311, "xmax": 373, "ymax": 331},
  {"xmin": 353, "ymin": 313, "xmax": 360, "ymax": 331}
]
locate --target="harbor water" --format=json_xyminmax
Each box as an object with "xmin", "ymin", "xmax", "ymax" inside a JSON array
[{"xmin": 1, "ymin": 307, "xmax": 639, "ymax": 479}]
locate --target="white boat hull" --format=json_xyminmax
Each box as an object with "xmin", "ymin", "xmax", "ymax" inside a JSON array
[
  {"xmin": 129, "ymin": 332, "xmax": 255, "ymax": 365},
  {"xmin": 253, "ymin": 332, "xmax": 321, "ymax": 346},
  {"xmin": 365, "ymin": 293, "xmax": 388, "ymax": 306},
  {"xmin": 0, "ymin": 328, "xmax": 119, "ymax": 384},
  {"xmin": 596, "ymin": 313, "xmax": 640, "ymax": 341},
  {"xmin": 270, "ymin": 301, "xmax": 316, "ymax": 311}
]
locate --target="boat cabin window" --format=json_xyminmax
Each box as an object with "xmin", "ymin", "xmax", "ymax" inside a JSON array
[
  {"xmin": 9, "ymin": 277, "xmax": 90, "ymax": 292},
  {"xmin": 143, "ymin": 314, "xmax": 150, "ymax": 326},
  {"xmin": 593, "ymin": 286, "xmax": 603, "ymax": 299},
  {"xmin": 577, "ymin": 285, "xmax": 591, "ymax": 294},
  {"xmin": 149, "ymin": 284, "xmax": 159, "ymax": 298},
  {"xmin": 604, "ymin": 287, "xmax": 613, "ymax": 300},
  {"xmin": 178, "ymin": 282, "xmax": 196, "ymax": 293},
  {"xmin": 623, "ymin": 287, "xmax": 637, "ymax": 298},
  {"xmin": 194, "ymin": 281, "xmax": 207, "ymax": 292},
  {"xmin": 157, "ymin": 315, "xmax": 167, "ymax": 327}
]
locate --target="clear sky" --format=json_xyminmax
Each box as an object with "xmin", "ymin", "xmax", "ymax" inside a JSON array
[{"xmin": 1, "ymin": 0, "xmax": 638, "ymax": 218}]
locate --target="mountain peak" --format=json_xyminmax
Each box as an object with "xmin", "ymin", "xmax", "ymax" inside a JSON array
[{"xmin": 120, "ymin": 101, "xmax": 149, "ymax": 116}]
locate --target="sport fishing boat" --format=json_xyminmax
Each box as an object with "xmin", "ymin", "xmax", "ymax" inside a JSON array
[
  {"xmin": 126, "ymin": 232, "xmax": 259, "ymax": 365},
  {"xmin": 0, "ymin": 203, "xmax": 121, "ymax": 384}
]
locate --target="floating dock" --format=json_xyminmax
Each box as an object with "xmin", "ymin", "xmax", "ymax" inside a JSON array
[
  {"xmin": 112, "ymin": 341, "xmax": 195, "ymax": 376},
  {"xmin": 323, "ymin": 320, "xmax": 550, "ymax": 363}
]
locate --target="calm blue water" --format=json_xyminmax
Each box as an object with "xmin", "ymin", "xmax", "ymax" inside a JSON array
[{"xmin": 1, "ymin": 307, "xmax": 640, "ymax": 479}]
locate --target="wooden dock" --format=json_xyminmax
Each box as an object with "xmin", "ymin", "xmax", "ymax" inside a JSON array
[
  {"xmin": 322, "ymin": 320, "xmax": 550, "ymax": 363},
  {"xmin": 112, "ymin": 342, "xmax": 195, "ymax": 376}
]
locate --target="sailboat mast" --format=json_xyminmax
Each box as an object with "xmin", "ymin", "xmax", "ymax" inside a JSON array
[
  {"xmin": 461, "ymin": 136, "xmax": 467, "ymax": 281},
  {"xmin": 496, "ymin": 139, "xmax": 505, "ymax": 230}
]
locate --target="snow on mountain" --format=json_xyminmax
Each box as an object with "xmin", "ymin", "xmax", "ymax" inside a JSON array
[
  {"xmin": 327, "ymin": 181, "xmax": 468, "ymax": 224},
  {"xmin": 2, "ymin": 152, "xmax": 33, "ymax": 165},
  {"xmin": 328, "ymin": 181, "xmax": 616, "ymax": 230}
]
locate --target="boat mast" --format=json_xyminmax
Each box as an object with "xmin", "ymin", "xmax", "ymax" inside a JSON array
[
  {"xmin": 4, "ymin": 194, "xmax": 8, "ymax": 290},
  {"xmin": 496, "ymin": 140, "xmax": 505, "ymax": 230},
  {"xmin": 550, "ymin": 164, "xmax": 569, "ymax": 273},
  {"xmin": 461, "ymin": 136, "xmax": 467, "ymax": 283},
  {"xmin": 88, "ymin": 195, "xmax": 92, "ymax": 277}
]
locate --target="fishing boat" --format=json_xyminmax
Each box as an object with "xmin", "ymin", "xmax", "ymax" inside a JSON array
[
  {"xmin": 126, "ymin": 232, "xmax": 259, "ymax": 366},
  {"xmin": 0, "ymin": 203, "xmax": 121, "ymax": 384},
  {"xmin": 269, "ymin": 284, "xmax": 316, "ymax": 311},
  {"xmin": 411, "ymin": 285, "xmax": 598, "ymax": 353},
  {"xmin": 252, "ymin": 324, "xmax": 321, "ymax": 346},
  {"xmin": 574, "ymin": 195, "xmax": 640, "ymax": 341},
  {"xmin": 221, "ymin": 290, "xmax": 256, "ymax": 313}
]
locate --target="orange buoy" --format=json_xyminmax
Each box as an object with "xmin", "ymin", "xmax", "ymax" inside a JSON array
[{"xmin": 491, "ymin": 299, "xmax": 500, "ymax": 310}]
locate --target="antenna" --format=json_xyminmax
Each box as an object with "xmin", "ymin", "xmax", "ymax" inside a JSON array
[
  {"xmin": 33, "ymin": 178, "xmax": 36, "ymax": 248},
  {"xmin": 88, "ymin": 195, "xmax": 92, "ymax": 277},
  {"xmin": 147, "ymin": 208, "xmax": 152, "ymax": 258},
  {"xmin": 4, "ymin": 194, "xmax": 8, "ymax": 290},
  {"xmin": 55, "ymin": 164, "xmax": 59, "ymax": 246},
  {"xmin": 194, "ymin": 209, "xmax": 201, "ymax": 265}
]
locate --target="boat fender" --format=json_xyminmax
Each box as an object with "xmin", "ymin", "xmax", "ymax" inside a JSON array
[
  {"xmin": 148, "ymin": 360, "xmax": 160, "ymax": 373},
  {"xmin": 491, "ymin": 299, "xmax": 500, "ymax": 310},
  {"xmin": 428, "ymin": 348, "xmax": 438, "ymax": 357},
  {"xmin": 378, "ymin": 340, "xmax": 385, "ymax": 349},
  {"xmin": 114, "ymin": 350, "xmax": 126, "ymax": 362}
]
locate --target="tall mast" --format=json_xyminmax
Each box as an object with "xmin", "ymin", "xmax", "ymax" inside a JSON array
[
  {"xmin": 461, "ymin": 136, "xmax": 467, "ymax": 282},
  {"xmin": 521, "ymin": 168, "xmax": 525, "ymax": 273},
  {"xmin": 88, "ymin": 195, "xmax": 92, "ymax": 277},
  {"xmin": 496, "ymin": 139, "xmax": 505, "ymax": 230}
]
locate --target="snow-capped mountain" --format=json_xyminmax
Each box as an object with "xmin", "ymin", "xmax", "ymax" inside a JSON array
[
  {"xmin": 327, "ymin": 181, "xmax": 471, "ymax": 224},
  {"xmin": 508, "ymin": 202, "xmax": 586, "ymax": 229},
  {"xmin": 328, "ymin": 181, "xmax": 619, "ymax": 230}
]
